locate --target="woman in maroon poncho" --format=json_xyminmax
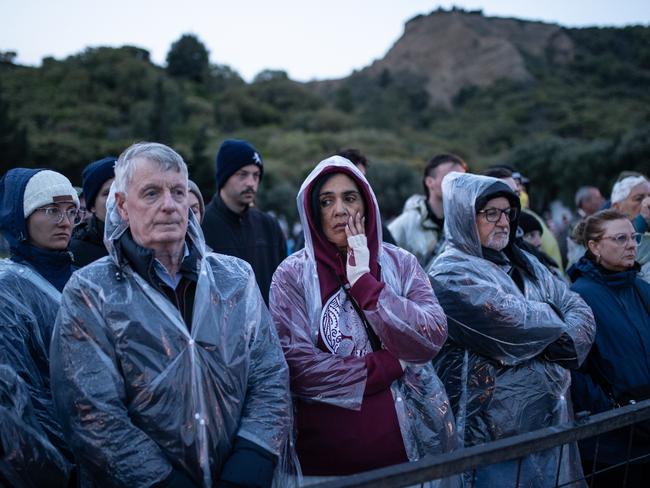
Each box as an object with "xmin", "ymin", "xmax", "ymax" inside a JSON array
[{"xmin": 269, "ymin": 156, "xmax": 457, "ymax": 482}]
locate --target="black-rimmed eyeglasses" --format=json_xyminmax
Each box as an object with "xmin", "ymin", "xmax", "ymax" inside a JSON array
[{"xmin": 477, "ymin": 207, "xmax": 519, "ymax": 223}]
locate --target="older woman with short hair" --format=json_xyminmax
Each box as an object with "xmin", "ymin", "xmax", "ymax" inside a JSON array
[{"xmin": 570, "ymin": 209, "xmax": 650, "ymax": 486}]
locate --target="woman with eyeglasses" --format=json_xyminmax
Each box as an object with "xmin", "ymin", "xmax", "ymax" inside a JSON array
[
  {"xmin": 0, "ymin": 168, "xmax": 78, "ymax": 485},
  {"xmin": 569, "ymin": 209, "xmax": 650, "ymax": 486}
]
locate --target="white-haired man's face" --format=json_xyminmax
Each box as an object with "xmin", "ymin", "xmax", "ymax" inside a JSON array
[
  {"xmin": 115, "ymin": 158, "xmax": 189, "ymax": 251},
  {"xmin": 613, "ymin": 181, "xmax": 650, "ymax": 220}
]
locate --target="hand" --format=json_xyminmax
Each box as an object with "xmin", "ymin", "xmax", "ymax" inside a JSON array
[
  {"xmin": 345, "ymin": 211, "xmax": 370, "ymax": 286},
  {"xmin": 641, "ymin": 196, "xmax": 650, "ymax": 224}
]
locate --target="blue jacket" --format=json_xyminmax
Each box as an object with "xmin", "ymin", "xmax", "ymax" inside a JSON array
[
  {"xmin": 569, "ymin": 256, "xmax": 650, "ymax": 461},
  {"xmin": 0, "ymin": 168, "xmax": 74, "ymax": 291}
]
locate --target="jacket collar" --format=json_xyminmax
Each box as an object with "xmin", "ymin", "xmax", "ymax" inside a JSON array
[
  {"xmin": 212, "ymin": 193, "xmax": 249, "ymax": 224},
  {"xmin": 116, "ymin": 230, "xmax": 200, "ymax": 291},
  {"xmin": 569, "ymin": 255, "xmax": 639, "ymax": 288},
  {"xmin": 11, "ymin": 245, "xmax": 74, "ymax": 292}
]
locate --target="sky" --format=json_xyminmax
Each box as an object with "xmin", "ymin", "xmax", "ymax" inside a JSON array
[{"xmin": 2, "ymin": 0, "xmax": 649, "ymax": 82}]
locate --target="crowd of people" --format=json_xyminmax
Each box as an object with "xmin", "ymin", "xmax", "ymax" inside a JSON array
[{"xmin": 0, "ymin": 139, "xmax": 649, "ymax": 488}]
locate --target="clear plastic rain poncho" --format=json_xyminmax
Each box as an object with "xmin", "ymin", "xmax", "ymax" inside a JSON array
[
  {"xmin": 269, "ymin": 157, "xmax": 457, "ymax": 470},
  {"xmin": 429, "ymin": 172, "xmax": 596, "ymax": 487},
  {"xmin": 0, "ymin": 262, "xmax": 72, "ymax": 486},
  {"xmin": 50, "ymin": 185, "xmax": 297, "ymax": 486}
]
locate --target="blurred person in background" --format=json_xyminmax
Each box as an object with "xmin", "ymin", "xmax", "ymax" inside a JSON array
[
  {"xmin": 202, "ymin": 139, "xmax": 286, "ymax": 305},
  {"xmin": 389, "ymin": 153, "xmax": 467, "ymax": 269},
  {"xmin": 70, "ymin": 156, "xmax": 116, "ymax": 267}
]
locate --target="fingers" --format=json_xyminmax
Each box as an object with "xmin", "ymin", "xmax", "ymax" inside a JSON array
[{"xmin": 346, "ymin": 211, "xmax": 366, "ymax": 236}]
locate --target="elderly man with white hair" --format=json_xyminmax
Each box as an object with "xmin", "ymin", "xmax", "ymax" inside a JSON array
[
  {"xmin": 609, "ymin": 174, "xmax": 650, "ymax": 282},
  {"xmin": 50, "ymin": 142, "xmax": 295, "ymax": 487},
  {"xmin": 429, "ymin": 172, "xmax": 595, "ymax": 487}
]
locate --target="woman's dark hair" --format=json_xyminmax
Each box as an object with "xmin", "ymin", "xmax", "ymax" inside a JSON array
[
  {"xmin": 572, "ymin": 209, "xmax": 628, "ymax": 246},
  {"xmin": 309, "ymin": 172, "xmax": 336, "ymax": 231}
]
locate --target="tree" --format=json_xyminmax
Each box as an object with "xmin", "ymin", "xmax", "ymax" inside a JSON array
[
  {"xmin": 0, "ymin": 86, "xmax": 30, "ymax": 173},
  {"xmin": 166, "ymin": 34, "xmax": 209, "ymax": 82}
]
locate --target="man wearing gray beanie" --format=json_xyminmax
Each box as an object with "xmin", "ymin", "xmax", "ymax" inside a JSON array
[{"xmin": 202, "ymin": 139, "xmax": 286, "ymax": 304}]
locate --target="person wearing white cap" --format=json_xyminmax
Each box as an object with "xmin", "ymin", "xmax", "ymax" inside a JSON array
[{"xmin": 0, "ymin": 167, "xmax": 79, "ymax": 485}]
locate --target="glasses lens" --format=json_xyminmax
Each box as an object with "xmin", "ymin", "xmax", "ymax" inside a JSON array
[{"xmin": 485, "ymin": 209, "xmax": 499, "ymax": 222}]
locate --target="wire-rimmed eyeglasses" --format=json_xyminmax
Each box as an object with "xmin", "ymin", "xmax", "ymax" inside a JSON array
[
  {"xmin": 601, "ymin": 233, "xmax": 642, "ymax": 246},
  {"xmin": 477, "ymin": 207, "xmax": 519, "ymax": 223},
  {"xmin": 34, "ymin": 206, "xmax": 81, "ymax": 225}
]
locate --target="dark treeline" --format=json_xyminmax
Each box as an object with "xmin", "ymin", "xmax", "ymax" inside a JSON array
[{"xmin": 1, "ymin": 22, "xmax": 649, "ymax": 221}]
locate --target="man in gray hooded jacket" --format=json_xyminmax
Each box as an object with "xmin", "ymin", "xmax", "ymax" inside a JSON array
[{"xmin": 429, "ymin": 172, "xmax": 596, "ymax": 487}]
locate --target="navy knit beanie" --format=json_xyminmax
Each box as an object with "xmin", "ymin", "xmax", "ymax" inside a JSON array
[
  {"xmin": 215, "ymin": 140, "xmax": 263, "ymax": 189},
  {"xmin": 82, "ymin": 156, "xmax": 116, "ymax": 210}
]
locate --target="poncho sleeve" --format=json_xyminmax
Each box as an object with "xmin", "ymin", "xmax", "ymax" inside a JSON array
[
  {"xmin": 269, "ymin": 257, "xmax": 403, "ymax": 411},
  {"xmin": 430, "ymin": 254, "xmax": 575, "ymax": 366}
]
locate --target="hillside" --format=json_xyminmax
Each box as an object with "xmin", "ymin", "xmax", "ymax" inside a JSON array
[{"xmin": 1, "ymin": 8, "xmax": 649, "ymax": 220}]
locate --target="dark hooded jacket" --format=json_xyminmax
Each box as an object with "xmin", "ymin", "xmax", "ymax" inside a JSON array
[
  {"xmin": 202, "ymin": 193, "xmax": 286, "ymax": 305},
  {"xmin": 429, "ymin": 172, "xmax": 596, "ymax": 487},
  {"xmin": 0, "ymin": 168, "xmax": 75, "ymax": 291},
  {"xmin": 569, "ymin": 255, "xmax": 650, "ymax": 463},
  {"xmin": 70, "ymin": 214, "xmax": 108, "ymax": 267},
  {"xmin": 269, "ymin": 156, "xmax": 456, "ymax": 477},
  {"xmin": 0, "ymin": 168, "xmax": 73, "ymax": 485}
]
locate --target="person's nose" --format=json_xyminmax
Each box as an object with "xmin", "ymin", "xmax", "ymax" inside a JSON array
[
  {"xmin": 627, "ymin": 237, "xmax": 638, "ymax": 250},
  {"xmin": 333, "ymin": 198, "xmax": 348, "ymax": 216},
  {"xmin": 160, "ymin": 190, "xmax": 177, "ymax": 211},
  {"xmin": 496, "ymin": 210, "xmax": 510, "ymax": 226}
]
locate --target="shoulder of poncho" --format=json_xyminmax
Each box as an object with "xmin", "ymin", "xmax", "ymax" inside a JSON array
[
  {"xmin": 203, "ymin": 250, "xmax": 255, "ymax": 278},
  {"xmin": 274, "ymin": 249, "xmax": 307, "ymax": 279},
  {"xmin": 380, "ymin": 242, "xmax": 417, "ymax": 268}
]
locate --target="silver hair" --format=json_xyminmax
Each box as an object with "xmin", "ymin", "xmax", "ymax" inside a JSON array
[
  {"xmin": 114, "ymin": 142, "xmax": 188, "ymax": 195},
  {"xmin": 610, "ymin": 175, "xmax": 648, "ymax": 204},
  {"xmin": 574, "ymin": 186, "xmax": 597, "ymax": 209}
]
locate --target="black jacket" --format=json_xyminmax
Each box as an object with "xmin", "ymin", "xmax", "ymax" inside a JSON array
[
  {"xmin": 70, "ymin": 215, "xmax": 108, "ymax": 267},
  {"xmin": 202, "ymin": 194, "xmax": 286, "ymax": 304}
]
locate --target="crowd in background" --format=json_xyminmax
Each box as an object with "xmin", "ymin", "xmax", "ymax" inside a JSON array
[{"xmin": 1, "ymin": 140, "xmax": 649, "ymax": 487}]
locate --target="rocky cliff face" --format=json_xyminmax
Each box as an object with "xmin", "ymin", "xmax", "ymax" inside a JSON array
[{"xmin": 360, "ymin": 9, "xmax": 575, "ymax": 108}]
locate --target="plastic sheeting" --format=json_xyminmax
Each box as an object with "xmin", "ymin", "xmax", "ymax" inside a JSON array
[
  {"xmin": 0, "ymin": 364, "xmax": 71, "ymax": 487},
  {"xmin": 50, "ymin": 185, "xmax": 296, "ymax": 487},
  {"xmin": 0, "ymin": 259, "xmax": 71, "ymax": 481},
  {"xmin": 270, "ymin": 157, "xmax": 457, "ymax": 466},
  {"xmin": 429, "ymin": 172, "xmax": 596, "ymax": 487}
]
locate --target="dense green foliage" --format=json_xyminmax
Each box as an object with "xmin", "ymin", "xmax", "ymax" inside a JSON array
[{"xmin": 1, "ymin": 22, "xmax": 649, "ymax": 223}]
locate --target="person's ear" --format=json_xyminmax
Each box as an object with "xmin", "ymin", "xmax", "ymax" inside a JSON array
[
  {"xmin": 115, "ymin": 192, "xmax": 129, "ymax": 222},
  {"xmin": 424, "ymin": 175, "xmax": 435, "ymax": 191},
  {"xmin": 587, "ymin": 239, "xmax": 600, "ymax": 257}
]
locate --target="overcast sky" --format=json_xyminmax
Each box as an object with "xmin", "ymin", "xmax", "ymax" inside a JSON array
[{"xmin": 2, "ymin": 0, "xmax": 649, "ymax": 82}]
